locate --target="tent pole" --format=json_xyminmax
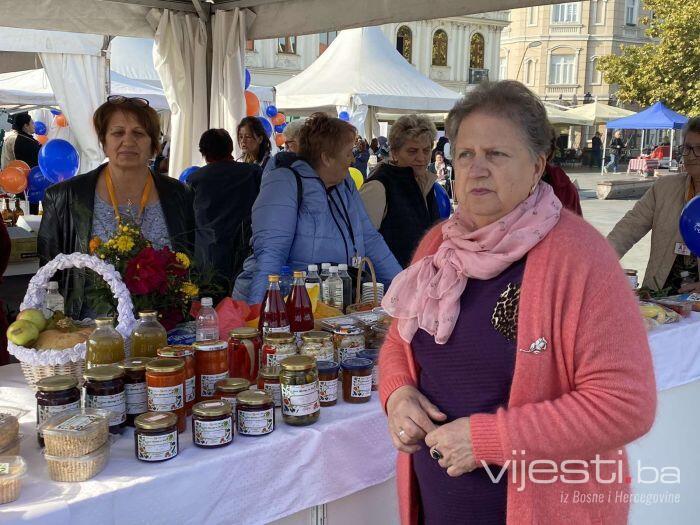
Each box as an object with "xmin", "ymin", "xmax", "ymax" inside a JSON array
[
  {"xmin": 669, "ymin": 128, "xmax": 675, "ymax": 168},
  {"xmin": 601, "ymin": 125, "xmax": 607, "ymax": 175}
]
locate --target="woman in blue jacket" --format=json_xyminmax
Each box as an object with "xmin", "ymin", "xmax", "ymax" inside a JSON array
[{"xmin": 234, "ymin": 113, "xmax": 402, "ymax": 304}]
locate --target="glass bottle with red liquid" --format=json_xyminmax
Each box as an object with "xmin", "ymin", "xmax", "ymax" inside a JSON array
[
  {"xmin": 286, "ymin": 271, "xmax": 314, "ymax": 343},
  {"xmin": 259, "ymin": 275, "xmax": 291, "ymax": 337}
]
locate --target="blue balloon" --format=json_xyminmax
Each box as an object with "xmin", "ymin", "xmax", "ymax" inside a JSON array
[
  {"xmin": 274, "ymin": 124, "xmax": 286, "ymax": 133},
  {"xmin": 26, "ymin": 166, "xmax": 51, "ymax": 203},
  {"xmin": 680, "ymin": 195, "xmax": 700, "ymax": 257},
  {"xmin": 265, "ymin": 105, "xmax": 278, "ymax": 118},
  {"xmin": 258, "ymin": 117, "xmax": 273, "ymax": 138},
  {"xmin": 433, "ymin": 183, "xmax": 451, "ymax": 219},
  {"xmin": 339, "ymin": 111, "xmax": 350, "ymax": 122},
  {"xmin": 38, "ymin": 139, "xmax": 80, "ymax": 184},
  {"xmin": 244, "ymin": 69, "xmax": 251, "ymax": 90},
  {"xmin": 50, "ymin": 109, "xmax": 62, "ymax": 116},
  {"xmin": 34, "ymin": 121, "xmax": 47, "ymax": 136},
  {"xmin": 179, "ymin": 166, "xmax": 200, "ymax": 183}
]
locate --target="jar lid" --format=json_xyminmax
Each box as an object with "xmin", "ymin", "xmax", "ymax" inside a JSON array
[
  {"xmin": 192, "ymin": 400, "xmax": 232, "ymax": 417},
  {"xmin": 229, "ymin": 327, "xmax": 259, "ymax": 339},
  {"xmin": 264, "ymin": 332, "xmax": 295, "ymax": 344},
  {"xmin": 259, "ymin": 365, "xmax": 281, "ymax": 380},
  {"xmin": 157, "ymin": 345, "xmax": 194, "ymax": 358},
  {"xmin": 84, "ymin": 364, "xmax": 124, "ymax": 381},
  {"xmin": 357, "ymin": 349, "xmax": 379, "ymax": 361},
  {"xmin": 332, "ymin": 325, "xmax": 363, "ymax": 336},
  {"xmin": 301, "ymin": 331, "xmax": 332, "ymax": 343},
  {"xmin": 280, "ymin": 355, "xmax": 316, "ymax": 371},
  {"xmin": 95, "ymin": 317, "xmax": 114, "ymax": 327},
  {"xmin": 341, "ymin": 357, "xmax": 373, "ymax": 371},
  {"xmin": 237, "ymin": 390, "xmax": 272, "ymax": 406},
  {"xmin": 36, "ymin": 375, "xmax": 78, "ymax": 392},
  {"xmin": 118, "ymin": 357, "xmax": 153, "ymax": 372},
  {"xmin": 215, "ymin": 378, "xmax": 251, "ymax": 393},
  {"xmin": 316, "ymin": 360, "xmax": 340, "ymax": 374},
  {"xmin": 146, "ymin": 358, "xmax": 185, "ymax": 374},
  {"xmin": 138, "ymin": 310, "xmax": 158, "ymax": 318},
  {"xmin": 193, "ymin": 340, "xmax": 228, "ymax": 352},
  {"xmin": 134, "ymin": 411, "xmax": 178, "ymax": 431}
]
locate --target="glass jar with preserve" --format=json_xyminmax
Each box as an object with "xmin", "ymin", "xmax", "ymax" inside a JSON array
[
  {"xmin": 261, "ymin": 332, "xmax": 297, "ymax": 368},
  {"xmin": 341, "ymin": 358, "xmax": 373, "ymax": 404},
  {"xmin": 134, "ymin": 412, "xmax": 179, "ymax": 462},
  {"xmin": 331, "ymin": 325, "xmax": 365, "ymax": 364},
  {"xmin": 236, "ymin": 390, "xmax": 274, "ymax": 437},
  {"xmin": 117, "ymin": 358, "xmax": 152, "ymax": 426},
  {"xmin": 317, "ymin": 361, "xmax": 340, "ymax": 407},
  {"xmin": 131, "ymin": 311, "xmax": 168, "ymax": 358},
  {"xmin": 228, "ymin": 327, "xmax": 261, "ymax": 382},
  {"xmin": 256, "ymin": 366, "xmax": 282, "ymax": 408},
  {"xmin": 86, "ymin": 317, "xmax": 125, "ymax": 368},
  {"xmin": 300, "ymin": 331, "xmax": 334, "ymax": 362},
  {"xmin": 35, "ymin": 375, "xmax": 81, "ymax": 446},
  {"xmin": 192, "ymin": 400, "xmax": 233, "ymax": 448},
  {"xmin": 157, "ymin": 345, "xmax": 196, "ymax": 414},
  {"xmin": 214, "ymin": 378, "xmax": 250, "ymax": 413},
  {"xmin": 280, "ymin": 355, "xmax": 320, "ymax": 426},
  {"xmin": 84, "ymin": 365, "xmax": 127, "ymax": 433},
  {"xmin": 145, "ymin": 358, "xmax": 187, "ymax": 433},
  {"xmin": 193, "ymin": 340, "xmax": 229, "ymax": 401},
  {"xmin": 357, "ymin": 349, "xmax": 379, "ymax": 391}
]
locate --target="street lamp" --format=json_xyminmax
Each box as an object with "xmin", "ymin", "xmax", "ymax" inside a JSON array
[{"xmin": 516, "ymin": 40, "xmax": 542, "ymax": 82}]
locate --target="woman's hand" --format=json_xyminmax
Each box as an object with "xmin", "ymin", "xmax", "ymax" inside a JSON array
[
  {"xmin": 386, "ymin": 386, "xmax": 447, "ymax": 454},
  {"xmin": 425, "ymin": 417, "xmax": 478, "ymax": 477}
]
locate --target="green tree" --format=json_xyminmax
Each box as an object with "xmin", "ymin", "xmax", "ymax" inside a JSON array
[{"xmin": 598, "ymin": 0, "xmax": 700, "ymax": 115}]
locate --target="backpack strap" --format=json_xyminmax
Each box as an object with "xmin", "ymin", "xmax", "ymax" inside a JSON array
[{"xmin": 286, "ymin": 166, "xmax": 303, "ymax": 210}]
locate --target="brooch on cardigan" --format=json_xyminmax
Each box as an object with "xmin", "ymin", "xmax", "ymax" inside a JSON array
[{"xmin": 518, "ymin": 337, "xmax": 548, "ymax": 355}]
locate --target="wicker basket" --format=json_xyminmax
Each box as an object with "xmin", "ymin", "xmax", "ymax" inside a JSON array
[
  {"xmin": 7, "ymin": 252, "xmax": 137, "ymax": 390},
  {"xmin": 345, "ymin": 257, "xmax": 380, "ymax": 314}
]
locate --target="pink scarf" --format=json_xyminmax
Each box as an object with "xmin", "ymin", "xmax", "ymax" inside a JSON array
[{"xmin": 382, "ymin": 182, "xmax": 562, "ymax": 344}]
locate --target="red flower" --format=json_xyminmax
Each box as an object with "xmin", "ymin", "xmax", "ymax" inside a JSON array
[
  {"xmin": 159, "ymin": 308, "xmax": 184, "ymax": 331},
  {"xmin": 124, "ymin": 247, "xmax": 169, "ymax": 295}
]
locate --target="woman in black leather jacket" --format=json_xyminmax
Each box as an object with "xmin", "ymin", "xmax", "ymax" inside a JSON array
[{"xmin": 38, "ymin": 96, "xmax": 194, "ymax": 318}]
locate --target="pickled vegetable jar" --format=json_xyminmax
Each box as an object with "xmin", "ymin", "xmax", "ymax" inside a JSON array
[
  {"xmin": 300, "ymin": 331, "xmax": 334, "ymax": 362},
  {"xmin": 261, "ymin": 333, "xmax": 297, "ymax": 367},
  {"xmin": 331, "ymin": 325, "xmax": 365, "ymax": 363},
  {"xmin": 280, "ymin": 356, "xmax": 320, "ymax": 426},
  {"xmin": 228, "ymin": 327, "xmax": 261, "ymax": 382}
]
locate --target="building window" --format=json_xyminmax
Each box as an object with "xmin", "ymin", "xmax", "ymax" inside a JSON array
[
  {"xmin": 432, "ymin": 30, "xmax": 448, "ymax": 66},
  {"xmin": 527, "ymin": 7, "xmax": 538, "ymax": 26},
  {"xmin": 524, "ymin": 59, "xmax": 536, "ymax": 85},
  {"xmin": 396, "ymin": 26, "xmax": 413, "ymax": 62},
  {"xmin": 469, "ymin": 33, "xmax": 485, "ymax": 69},
  {"xmin": 499, "ymin": 55, "xmax": 508, "ymax": 80},
  {"xmin": 591, "ymin": 0, "xmax": 604, "ymax": 25},
  {"xmin": 625, "ymin": 0, "xmax": 638, "ymax": 25},
  {"xmin": 551, "ymin": 3, "xmax": 580, "ymax": 24},
  {"xmin": 589, "ymin": 57, "xmax": 603, "ymax": 84},
  {"xmin": 549, "ymin": 54, "xmax": 576, "ymax": 84},
  {"xmin": 277, "ymin": 36, "xmax": 297, "ymax": 54},
  {"xmin": 246, "ymin": 40, "xmax": 255, "ymax": 51},
  {"xmin": 319, "ymin": 31, "xmax": 337, "ymax": 54}
]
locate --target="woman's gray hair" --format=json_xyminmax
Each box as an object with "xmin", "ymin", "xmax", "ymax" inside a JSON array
[
  {"xmin": 445, "ymin": 80, "xmax": 551, "ymax": 159},
  {"xmin": 284, "ymin": 119, "xmax": 306, "ymax": 141},
  {"xmin": 682, "ymin": 116, "xmax": 700, "ymax": 141},
  {"xmin": 389, "ymin": 114, "xmax": 437, "ymax": 153}
]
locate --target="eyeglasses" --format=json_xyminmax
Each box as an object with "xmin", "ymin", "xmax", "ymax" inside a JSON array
[
  {"xmin": 107, "ymin": 95, "xmax": 150, "ymax": 107},
  {"xmin": 682, "ymin": 145, "xmax": 700, "ymax": 157}
]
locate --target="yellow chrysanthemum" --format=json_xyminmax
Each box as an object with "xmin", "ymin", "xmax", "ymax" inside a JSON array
[
  {"xmin": 176, "ymin": 252, "xmax": 190, "ymax": 269},
  {"xmin": 114, "ymin": 235, "xmax": 135, "ymax": 253},
  {"xmin": 180, "ymin": 282, "xmax": 199, "ymax": 298}
]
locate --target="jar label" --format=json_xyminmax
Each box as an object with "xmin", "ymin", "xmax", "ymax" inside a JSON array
[
  {"xmin": 265, "ymin": 352, "xmax": 296, "ymax": 367},
  {"xmin": 350, "ymin": 375, "xmax": 372, "ymax": 398},
  {"xmin": 194, "ymin": 417, "xmax": 233, "ymax": 446},
  {"xmin": 237, "ymin": 408, "xmax": 274, "ymax": 435},
  {"xmin": 338, "ymin": 347, "xmax": 362, "ymax": 363},
  {"xmin": 262, "ymin": 325, "xmax": 291, "ymax": 337},
  {"xmin": 37, "ymin": 400, "xmax": 81, "ymax": 428},
  {"xmin": 137, "ymin": 430, "xmax": 178, "ymax": 461},
  {"xmin": 263, "ymin": 382, "xmax": 282, "ymax": 407},
  {"xmin": 185, "ymin": 376, "xmax": 196, "ymax": 403},
  {"xmin": 319, "ymin": 379, "xmax": 338, "ymax": 403},
  {"xmin": 86, "ymin": 392, "xmax": 127, "ymax": 426},
  {"xmin": 220, "ymin": 396, "xmax": 237, "ymax": 413},
  {"xmin": 200, "ymin": 372, "xmax": 229, "ymax": 398},
  {"xmin": 125, "ymin": 382, "xmax": 148, "ymax": 414},
  {"xmin": 55, "ymin": 414, "xmax": 103, "ymax": 432},
  {"xmin": 281, "ymin": 382, "xmax": 320, "ymax": 416},
  {"xmin": 148, "ymin": 384, "xmax": 184, "ymax": 411}
]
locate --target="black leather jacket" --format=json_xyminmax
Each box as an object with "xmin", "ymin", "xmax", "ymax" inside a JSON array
[{"xmin": 37, "ymin": 163, "xmax": 194, "ymax": 318}]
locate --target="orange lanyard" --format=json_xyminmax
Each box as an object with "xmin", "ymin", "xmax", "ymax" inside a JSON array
[{"xmin": 104, "ymin": 167, "xmax": 153, "ymax": 224}]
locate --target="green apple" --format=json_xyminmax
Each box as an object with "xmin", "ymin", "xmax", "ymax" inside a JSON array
[
  {"xmin": 6, "ymin": 320, "xmax": 40, "ymax": 347},
  {"xmin": 17, "ymin": 309, "xmax": 48, "ymax": 331}
]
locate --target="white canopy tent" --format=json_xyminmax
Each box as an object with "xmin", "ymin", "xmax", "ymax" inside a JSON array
[{"xmin": 275, "ymin": 26, "xmax": 461, "ymax": 138}]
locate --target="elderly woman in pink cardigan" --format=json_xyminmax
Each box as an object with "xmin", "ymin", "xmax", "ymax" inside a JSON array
[{"xmin": 379, "ymin": 81, "xmax": 657, "ymax": 525}]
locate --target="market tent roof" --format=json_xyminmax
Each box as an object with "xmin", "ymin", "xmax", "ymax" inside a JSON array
[
  {"xmin": 543, "ymin": 103, "xmax": 591, "ymax": 126},
  {"xmin": 606, "ymin": 101, "xmax": 689, "ymax": 130},
  {"xmin": 275, "ymin": 27, "xmax": 461, "ymax": 114},
  {"xmin": 564, "ymin": 101, "xmax": 636, "ymax": 125}
]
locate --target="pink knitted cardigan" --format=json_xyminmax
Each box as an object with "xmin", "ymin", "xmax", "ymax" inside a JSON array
[{"xmin": 379, "ymin": 210, "xmax": 657, "ymax": 525}]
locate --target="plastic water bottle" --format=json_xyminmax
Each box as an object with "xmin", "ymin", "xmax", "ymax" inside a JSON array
[
  {"xmin": 196, "ymin": 297, "xmax": 220, "ymax": 342},
  {"xmin": 279, "ymin": 265, "xmax": 293, "ymax": 298},
  {"xmin": 320, "ymin": 263, "xmax": 331, "ymax": 303},
  {"xmin": 338, "ymin": 264, "xmax": 353, "ymax": 312},
  {"xmin": 326, "ymin": 266, "xmax": 344, "ymax": 310},
  {"xmin": 43, "ymin": 281, "xmax": 65, "ymax": 318},
  {"xmin": 305, "ymin": 264, "xmax": 321, "ymax": 296}
]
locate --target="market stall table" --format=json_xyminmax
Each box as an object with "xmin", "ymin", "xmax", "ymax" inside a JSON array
[{"xmin": 627, "ymin": 157, "xmax": 660, "ymax": 174}]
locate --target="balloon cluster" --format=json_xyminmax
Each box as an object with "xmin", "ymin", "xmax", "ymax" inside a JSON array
[
  {"xmin": 243, "ymin": 68, "xmax": 287, "ymax": 148},
  {"xmin": 433, "ymin": 183, "xmax": 452, "ymax": 219},
  {"xmin": 38, "ymin": 139, "xmax": 80, "ymax": 184},
  {"xmin": 0, "ymin": 161, "xmax": 30, "ymax": 194},
  {"xmin": 34, "ymin": 109, "xmax": 67, "ymax": 145},
  {"xmin": 680, "ymin": 196, "xmax": 700, "ymax": 257},
  {"xmin": 0, "ymin": 148, "xmax": 75, "ymax": 201}
]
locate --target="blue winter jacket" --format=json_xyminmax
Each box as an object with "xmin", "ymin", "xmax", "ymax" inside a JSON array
[{"xmin": 233, "ymin": 154, "xmax": 402, "ymax": 304}]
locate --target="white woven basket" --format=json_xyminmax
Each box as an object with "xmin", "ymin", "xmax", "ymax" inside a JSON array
[{"xmin": 7, "ymin": 252, "xmax": 137, "ymax": 389}]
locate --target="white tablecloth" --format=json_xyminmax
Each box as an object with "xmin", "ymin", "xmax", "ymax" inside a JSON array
[
  {"xmin": 648, "ymin": 312, "xmax": 700, "ymax": 391},
  {"xmin": 0, "ymin": 365, "xmax": 397, "ymax": 525}
]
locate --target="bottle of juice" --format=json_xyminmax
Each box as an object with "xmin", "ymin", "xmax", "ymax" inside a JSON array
[
  {"xmin": 86, "ymin": 317, "xmax": 125, "ymax": 368},
  {"xmin": 130, "ymin": 311, "xmax": 168, "ymax": 358},
  {"xmin": 337, "ymin": 264, "xmax": 353, "ymax": 312},
  {"xmin": 259, "ymin": 275, "xmax": 290, "ymax": 337},
  {"xmin": 286, "ymin": 271, "xmax": 314, "ymax": 342}
]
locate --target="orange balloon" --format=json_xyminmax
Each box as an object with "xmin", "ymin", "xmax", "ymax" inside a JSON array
[
  {"xmin": 54, "ymin": 114, "xmax": 68, "ymax": 127},
  {"xmin": 5, "ymin": 160, "xmax": 30, "ymax": 177},
  {"xmin": 275, "ymin": 134, "xmax": 286, "ymax": 147},
  {"xmin": 271, "ymin": 113, "xmax": 286, "ymax": 126},
  {"xmin": 37, "ymin": 134, "xmax": 48, "ymax": 145},
  {"xmin": 0, "ymin": 166, "xmax": 28, "ymax": 194},
  {"xmin": 245, "ymin": 91, "xmax": 260, "ymax": 117}
]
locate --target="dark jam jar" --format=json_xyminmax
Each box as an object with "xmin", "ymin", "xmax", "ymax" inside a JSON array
[
  {"xmin": 84, "ymin": 365, "xmax": 127, "ymax": 433},
  {"xmin": 341, "ymin": 358, "xmax": 373, "ymax": 404},
  {"xmin": 357, "ymin": 349, "xmax": 379, "ymax": 391},
  {"xmin": 192, "ymin": 400, "xmax": 233, "ymax": 448},
  {"xmin": 317, "ymin": 360, "xmax": 339, "ymax": 407},
  {"xmin": 35, "ymin": 375, "xmax": 81, "ymax": 447},
  {"xmin": 118, "ymin": 357, "xmax": 153, "ymax": 426},
  {"xmin": 134, "ymin": 412, "xmax": 179, "ymax": 462},
  {"xmin": 236, "ymin": 390, "xmax": 274, "ymax": 436}
]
